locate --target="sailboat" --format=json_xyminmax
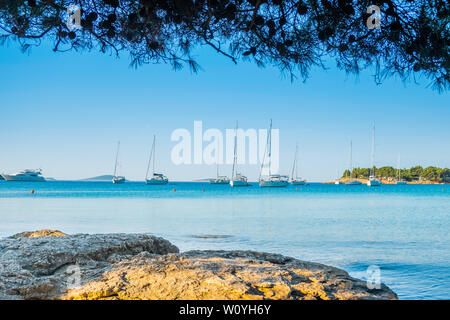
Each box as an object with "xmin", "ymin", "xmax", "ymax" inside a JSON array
[
  {"xmin": 145, "ymin": 135, "xmax": 168, "ymax": 185},
  {"xmin": 335, "ymin": 170, "xmax": 343, "ymax": 184},
  {"xmin": 230, "ymin": 121, "xmax": 249, "ymax": 187},
  {"xmin": 396, "ymin": 154, "xmax": 407, "ymax": 185},
  {"xmin": 335, "ymin": 167, "xmax": 343, "ymax": 184},
  {"xmin": 112, "ymin": 141, "xmax": 125, "ymax": 184},
  {"xmin": 209, "ymin": 162, "xmax": 230, "ymax": 184},
  {"xmin": 259, "ymin": 119, "xmax": 289, "ymax": 187},
  {"xmin": 345, "ymin": 141, "xmax": 362, "ymax": 185},
  {"xmin": 290, "ymin": 143, "xmax": 307, "ymax": 185},
  {"xmin": 367, "ymin": 124, "xmax": 382, "ymax": 187}
]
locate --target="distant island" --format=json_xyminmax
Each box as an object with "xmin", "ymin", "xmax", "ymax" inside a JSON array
[
  {"xmin": 80, "ymin": 175, "xmax": 118, "ymax": 181},
  {"xmin": 341, "ymin": 166, "xmax": 450, "ymax": 184},
  {"xmin": 193, "ymin": 179, "xmax": 213, "ymax": 182}
]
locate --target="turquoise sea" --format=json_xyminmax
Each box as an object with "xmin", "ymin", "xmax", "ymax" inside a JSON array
[{"xmin": 0, "ymin": 181, "xmax": 449, "ymax": 299}]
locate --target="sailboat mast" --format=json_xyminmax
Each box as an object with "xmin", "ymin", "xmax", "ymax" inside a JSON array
[
  {"xmin": 259, "ymin": 122, "xmax": 268, "ymax": 181},
  {"xmin": 145, "ymin": 136, "xmax": 155, "ymax": 180},
  {"xmin": 370, "ymin": 124, "xmax": 375, "ymax": 177},
  {"xmin": 291, "ymin": 149, "xmax": 296, "ymax": 180},
  {"xmin": 152, "ymin": 135, "xmax": 156, "ymax": 176},
  {"xmin": 295, "ymin": 142, "xmax": 299, "ymax": 179},
  {"xmin": 231, "ymin": 121, "xmax": 238, "ymax": 179},
  {"xmin": 216, "ymin": 161, "xmax": 219, "ymax": 178},
  {"xmin": 114, "ymin": 141, "xmax": 120, "ymax": 178},
  {"xmin": 268, "ymin": 119, "xmax": 272, "ymax": 176},
  {"xmin": 291, "ymin": 143, "xmax": 298, "ymax": 180},
  {"xmin": 397, "ymin": 154, "xmax": 401, "ymax": 180},
  {"xmin": 349, "ymin": 140, "xmax": 353, "ymax": 179}
]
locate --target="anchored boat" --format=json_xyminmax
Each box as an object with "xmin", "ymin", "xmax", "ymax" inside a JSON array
[
  {"xmin": 290, "ymin": 142, "xmax": 307, "ymax": 185},
  {"xmin": 1, "ymin": 169, "xmax": 46, "ymax": 182},
  {"xmin": 210, "ymin": 162, "xmax": 230, "ymax": 184},
  {"xmin": 345, "ymin": 141, "xmax": 362, "ymax": 185},
  {"xmin": 259, "ymin": 174, "xmax": 289, "ymax": 187},
  {"xmin": 396, "ymin": 154, "xmax": 407, "ymax": 185},
  {"xmin": 259, "ymin": 120, "xmax": 288, "ymax": 187},
  {"xmin": 112, "ymin": 141, "xmax": 125, "ymax": 184},
  {"xmin": 145, "ymin": 135, "xmax": 168, "ymax": 185},
  {"xmin": 230, "ymin": 121, "xmax": 249, "ymax": 187},
  {"xmin": 367, "ymin": 124, "xmax": 382, "ymax": 187}
]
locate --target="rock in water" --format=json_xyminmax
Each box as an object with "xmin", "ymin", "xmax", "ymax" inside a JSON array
[
  {"xmin": 0, "ymin": 232, "xmax": 179, "ymax": 299},
  {"xmin": 0, "ymin": 231, "xmax": 397, "ymax": 300},
  {"xmin": 65, "ymin": 251, "xmax": 397, "ymax": 300},
  {"xmin": 10, "ymin": 229, "xmax": 67, "ymax": 239}
]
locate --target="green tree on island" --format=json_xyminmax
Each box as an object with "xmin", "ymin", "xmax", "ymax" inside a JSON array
[
  {"xmin": 409, "ymin": 166, "xmax": 424, "ymax": 179},
  {"xmin": 341, "ymin": 165, "xmax": 450, "ymax": 183}
]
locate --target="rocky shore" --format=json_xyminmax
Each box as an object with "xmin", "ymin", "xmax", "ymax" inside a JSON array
[{"xmin": 0, "ymin": 230, "xmax": 397, "ymax": 300}]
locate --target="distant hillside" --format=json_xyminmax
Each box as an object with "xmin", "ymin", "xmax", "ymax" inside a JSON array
[
  {"xmin": 81, "ymin": 175, "xmax": 116, "ymax": 181},
  {"xmin": 342, "ymin": 166, "xmax": 450, "ymax": 183}
]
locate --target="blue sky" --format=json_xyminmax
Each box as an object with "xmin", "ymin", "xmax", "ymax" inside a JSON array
[{"xmin": 0, "ymin": 40, "xmax": 449, "ymax": 181}]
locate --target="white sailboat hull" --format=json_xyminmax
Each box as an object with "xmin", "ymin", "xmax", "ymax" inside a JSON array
[
  {"xmin": 290, "ymin": 180, "xmax": 306, "ymax": 185},
  {"xmin": 259, "ymin": 180, "xmax": 288, "ymax": 187},
  {"xmin": 112, "ymin": 177, "xmax": 125, "ymax": 184},
  {"xmin": 146, "ymin": 178, "xmax": 168, "ymax": 185},
  {"xmin": 367, "ymin": 179, "xmax": 382, "ymax": 186},
  {"xmin": 230, "ymin": 180, "xmax": 249, "ymax": 187},
  {"xmin": 209, "ymin": 179, "xmax": 230, "ymax": 184},
  {"xmin": 345, "ymin": 180, "xmax": 362, "ymax": 185}
]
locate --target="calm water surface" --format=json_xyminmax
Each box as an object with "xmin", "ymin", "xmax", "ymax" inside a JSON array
[{"xmin": 0, "ymin": 181, "xmax": 449, "ymax": 299}]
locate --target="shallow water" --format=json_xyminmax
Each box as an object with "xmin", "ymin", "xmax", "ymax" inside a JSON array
[{"xmin": 0, "ymin": 181, "xmax": 449, "ymax": 299}]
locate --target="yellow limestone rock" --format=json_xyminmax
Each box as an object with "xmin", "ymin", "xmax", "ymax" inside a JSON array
[{"xmin": 0, "ymin": 231, "xmax": 398, "ymax": 300}]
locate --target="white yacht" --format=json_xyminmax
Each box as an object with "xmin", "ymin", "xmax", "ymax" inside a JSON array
[
  {"xmin": 335, "ymin": 180, "xmax": 343, "ymax": 185},
  {"xmin": 367, "ymin": 124, "xmax": 382, "ymax": 187},
  {"xmin": 259, "ymin": 120, "xmax": 288, "ymax": 187},
  {"xmin": 345, "ymin": 141, "xmax": 362, "ymax": 185},
  {"xmin": 145, "ymin": 135, "xmax": 168, "ymax": 185},
  {"xmin": 230, "ymin": 121, "xmax": 249, "ymax": 187},
  {"xmin": 1, "ymin": 169, "xmax": 46, "ymax": 182},
  {"xmin": 112, "ymin": 141, "xmax": 125, "ymax": 184},
  {"xmin": 396, "ymin": 154, "xmax": 407, "ymax": 185},
  {"xmin": 290, "ymin": 143, "xmax": 307, "ymax": 185}
]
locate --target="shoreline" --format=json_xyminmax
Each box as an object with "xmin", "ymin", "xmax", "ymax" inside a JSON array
[
  {"xmin": 327, "ymin": 178, "xmax": 446, "ymax": 185},
  {"xmin": 0, "ymin": 230, "xmax": 397, "ymax": 300},
  {"xmin": 1, "ymin": 179, "xmax": 447, "ymax": 185}
]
